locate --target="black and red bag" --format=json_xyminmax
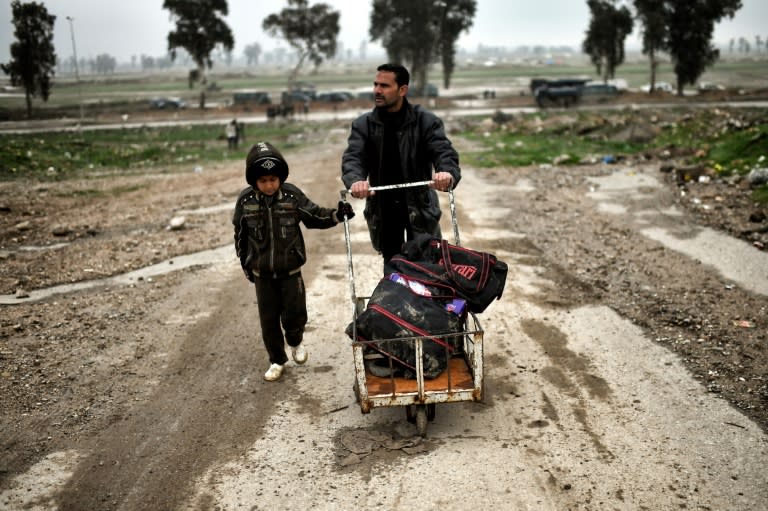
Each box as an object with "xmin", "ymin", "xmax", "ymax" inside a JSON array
[
  {"xmin": 345, "ymin": 273, "xmax": 466, "ymax": 379},
  {"xmin": 388, "ymin": 234, "xmax": 508, "ymax": 313}
]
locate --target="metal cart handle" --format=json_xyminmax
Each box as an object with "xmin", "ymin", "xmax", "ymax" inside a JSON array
[{"xmin": 338, "ymin": 180, "xmax": 460, "ymax": 311}]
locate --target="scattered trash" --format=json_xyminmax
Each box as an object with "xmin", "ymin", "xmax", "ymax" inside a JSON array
[
  {"xmin": 51, "ymin": 225, "xmax": 72, "ymax": 237},
  {"xmin": 193, "ymin": 166, "xmax": 203, "ymax": 173},
  {"xmin": 732, "ymin": 319, "xmax": 755, "ymax": 329},
  {"xmin": 168, "ymin": 216, "xmax": 186, "ymax": 231},
  {"xmin": 659, "ymin": 164, "xmax": 674, "ymax": 173},
  {"xmin": 602, "ymin": 155, "xmax": 616, "ymax": 164},
  {"xmin": 747, "ymin": 167, "xmax": 768, "ymax": 187},
  {"xmin": 15, "ymin": 288, "xmax": 29, "ymax": 299},
  {"xmin": 14, "ymin": 221, "xmax": 32, "ymax": 231}
]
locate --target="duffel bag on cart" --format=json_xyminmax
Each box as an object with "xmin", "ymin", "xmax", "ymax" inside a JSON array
[
  {"xmin": 387, "ymin": 234, "xmax": 508, "ymax": 313},
  {"xmin": 345, "ymin": 273, "xmax": 467, "ymax": 379}
]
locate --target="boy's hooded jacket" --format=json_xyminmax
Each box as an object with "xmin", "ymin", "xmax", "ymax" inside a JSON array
[{"xmin": 234, "ymin": 143, "xmax": 338, "ymax": 279}]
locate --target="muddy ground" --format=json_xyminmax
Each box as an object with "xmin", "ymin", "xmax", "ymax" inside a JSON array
[{"xmin": 0, "ymin": 105, "xmax": 766, "ymax": 509}]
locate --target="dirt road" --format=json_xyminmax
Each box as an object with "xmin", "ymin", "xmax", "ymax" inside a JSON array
[{"xmin": 1, "ymin": 127, "xmax": 767, "ymax": 510}]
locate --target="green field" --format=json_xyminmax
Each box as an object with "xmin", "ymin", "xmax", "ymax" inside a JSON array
[{"xmin": 1, "ymin": 55, "xmax": 766, "ymax": 113}]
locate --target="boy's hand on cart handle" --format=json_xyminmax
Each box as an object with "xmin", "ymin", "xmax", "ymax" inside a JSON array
[
  {"xmin": 431, "ymin": 172, "xmax": 453, "ymax": 192},
  {"xmin": 336, "ymin": 201, "xmax": 355, "ymax": 222},
  {"xmin": 350, "ymin": 180, "xmax": 373, "ymax": 198}
]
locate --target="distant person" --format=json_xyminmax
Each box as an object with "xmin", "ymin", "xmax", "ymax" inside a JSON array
[
  {"xmin": 226, "ymin": 119, "xmax": 238, "ymax": 149},
  {"xmin": 238, "ymin": 121, "xmax": 246, "ymax": 143},
  {"xmin": 341, "ymin": 63, "xmax": 461, "ymax": 263},
  {"xmin": 232, "ymin": 141, "xmax": 355, "ymax": 381}
]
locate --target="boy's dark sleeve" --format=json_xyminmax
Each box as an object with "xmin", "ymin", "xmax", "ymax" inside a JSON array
[
  {"xmin": 287, "ymin": 184, "xmax": 339, "ymax": 230},
  {"xmin": 233, "ymin": 200, "xmax": 243, "ymax": 256},
  {"xmin": 232, "ymin": 189, "xmax": 255, "ymax": 281}
]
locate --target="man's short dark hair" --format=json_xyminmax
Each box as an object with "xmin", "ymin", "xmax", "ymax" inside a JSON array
[{"xmin": 377, "ymin": 63, "xmax": 410, "ymax": 87}]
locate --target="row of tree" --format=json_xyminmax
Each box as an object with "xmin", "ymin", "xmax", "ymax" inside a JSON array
[
  {"xmin": 2, "ymin": 0, "xmax": 475, "ymax": 115},
  {"xmin": 729, "ymin": 36, "xmax": 767, "ymax": 53},
  {"xmin": 583, "ymin": 0, "xmax": 742, "ymax": 95},
  {"xmin": 2, "ymin": 0, "xmax": 750, "ymax": 117}
]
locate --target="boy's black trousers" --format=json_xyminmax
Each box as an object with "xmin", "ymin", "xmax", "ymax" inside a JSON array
[{"xmin": 253, "ymin": 273, "xmax": 307, "ymax": 365}]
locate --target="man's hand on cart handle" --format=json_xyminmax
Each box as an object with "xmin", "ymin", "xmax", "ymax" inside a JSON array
[
  {"xmin": 348, "ymin": 175, "xmax": 452, "ymax": 198},
  {"xmin": 350, "ymin": 180, "xmax": 372, "ymax": 199},
  {"xmin": 430, "ymin": 172, "xmax": 453, "ymax": 192}
]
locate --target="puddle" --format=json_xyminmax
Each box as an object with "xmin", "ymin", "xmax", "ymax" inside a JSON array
[
  {"xmin": 1, "ymin": 245, "xmax": 233, "ymax": 305},
  {"xmin": 642, "ymin": 227, "xmax": 768, "ymax": 296},
  {"xmin": 588, "ymin": 167, "xmax": 768, "ymax": 297},
  {"xmin": 18, "ymin": 242, "xmax": 71, "ymax": 252},
  {"xmin": 177, "ymin": 203, "xmax": 233, "ymax": 215}
]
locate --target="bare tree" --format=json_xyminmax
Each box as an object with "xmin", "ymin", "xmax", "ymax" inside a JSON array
[
  {"xmin": 1, "ymin": 1, "xmax": 57, "ymax": 118},
  {"xmin": 583, "ymin": 0, "xmax": 633, "ymax": 83},
  {"xmin": 634, "ymin": 0, "xmax": 666, "ymax": 92},
  {"xmin": 262, "ymin": 0, "xmax": 340, "ymax": 84},
  {"xmin": 163, "ymin": 0, "xmax": 234, "ymax": 108}
]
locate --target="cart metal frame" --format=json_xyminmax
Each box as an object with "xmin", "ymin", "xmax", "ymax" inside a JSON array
[{"xmin": 341, "ymin": 182, "xmax": 485, "ymax": 436}]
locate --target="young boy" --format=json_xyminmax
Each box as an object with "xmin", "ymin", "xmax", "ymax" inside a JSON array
[{"xmin": 233, "ymin": 141, "xmax": 354, "ymax": 381}]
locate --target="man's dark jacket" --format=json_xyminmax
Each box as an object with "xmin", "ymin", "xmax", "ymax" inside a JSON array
[{"xmin": 341, "ymin": 100, "xmax": 461, "ymax": 252}]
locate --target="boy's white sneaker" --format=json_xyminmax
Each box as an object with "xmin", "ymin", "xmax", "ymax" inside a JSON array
[
  {"xmin": 291, "ymin": 344, "xmax": 308, "ymax": 365},
  {"xmin": 264, "ymin": 363, "xmax": 284, "ymax": 381}
]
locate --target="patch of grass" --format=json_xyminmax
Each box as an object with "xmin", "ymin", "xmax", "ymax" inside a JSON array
[
  {"xmin": 753, "ymin": 185, "xmax": 768, "ymax": 205},
  {"xmin": 652, "ymin": 110, "xmax": 768, "ymax": 175},
  {"xmin": 459, "ymin": 109, "xmax": 768, "ymax": 173},
  {"xmin": 705, "ymin": 126, "xmax": 768, "ymax": 176},
  {"xmin": 0, "ymin": 123, "xmax": 306, "ymax": 181},
  {"xmin": 461, "ymin": 112, "xmax": 645, "ymax": 167}
]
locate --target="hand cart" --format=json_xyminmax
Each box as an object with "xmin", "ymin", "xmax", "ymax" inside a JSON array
[{"xmin": 340, "ymin": 181, "xmax": 485, "ymax": 436}]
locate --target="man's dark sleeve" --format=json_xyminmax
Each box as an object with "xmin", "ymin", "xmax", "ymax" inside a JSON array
[
  {"xmin": 424, "ymin": 114, "xmax": 461, "ymax": 188},
  {"xmin": 341, "ymin": 117, "xmax": 369, "ymax": 189}
]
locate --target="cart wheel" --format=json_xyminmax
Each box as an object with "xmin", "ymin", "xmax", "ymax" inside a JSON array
[
  {"xmin": 415, "ymin": 406, "xmax": 428, "ymax": 437},
  {"xmin": 426, "ymin": 403, "xmax": 436, "ymax": 421},
  {"xmin": 405, "ymin": 405, "xmax": 416, "ymax": 424}
]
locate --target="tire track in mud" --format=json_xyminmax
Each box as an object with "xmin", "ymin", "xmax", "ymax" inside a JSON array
[
  {"xmin": 5, "ymin": 141, "xmax": 766, "ymax": 510},
  {"xmin": 52, "ymin": 144, "xmax": 352, "ymax": 511},
  {"xmin": 180, "ymin": 163, "xmax": 767, "ymax": 510},
  {"xmin": 54, "ymin": 264, "xmax": 284, "ymax": 510}
]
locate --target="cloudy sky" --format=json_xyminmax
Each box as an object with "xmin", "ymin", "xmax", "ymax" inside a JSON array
[{"xmin": 1, "ymin": 0, "xmax": 765, "ymax": 63}]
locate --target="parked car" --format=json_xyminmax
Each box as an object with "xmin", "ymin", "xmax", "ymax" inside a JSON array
[
  {"xmin": 233, "ymin": 91, "xmax": 272, "ymax": 105},
  {"xmin": 409, "ymin": 83, "xmax": 439, "ymax": 97},
  {"xmin": 149, "ymin": 97, "xmax": 186, "ymax": 109},
  {"xmin": 281, "ymin": 91, "xmax": 312, "ymax": 105},
  {"xmin": 534, "ymin": 84, "xmax": 583, "ymax": 107},
  {"xmin": 640, "ymin": 82, "xmax": 674, "ymax": 93},
  {"xmin": 316, "ymin": 91, "xmax": 353, "ymax": 102},
  {"xmin": 582, "ymin": 83, "xmax": 618, "ymax": 95},
  {"xmin": 355, "ymin": 90, "xmax": 374, "ymax": 101},
  {"xmin": 697, "ymin": 82, "xmax": 725, "ymax": 92},
  {"xmin": 530, "ymin": 78, "xmax": 588, "ymax": 95}
]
